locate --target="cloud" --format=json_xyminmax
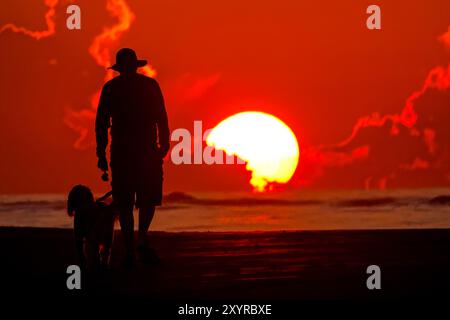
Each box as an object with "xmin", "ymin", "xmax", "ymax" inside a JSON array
[
  {"xmin": 303, "ymin": 26, "xmax": 450, "ymax": 189},
  {"xmin": 173, "ymin": 73, "xmax": 221, "ymax": 102},
  {"xmin": 0, "ymin": 0, "xmax": 58, "ymax": 40}
]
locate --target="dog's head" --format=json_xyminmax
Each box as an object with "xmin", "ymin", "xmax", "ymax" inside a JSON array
[{"xmin": 67, "ymin": 185, "xmax": 95, "ymax": 217}]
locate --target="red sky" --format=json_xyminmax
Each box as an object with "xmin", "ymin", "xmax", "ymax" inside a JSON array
[{"xmin": 0, "ymin": 0, "xmax": 449, "ymax": 194}]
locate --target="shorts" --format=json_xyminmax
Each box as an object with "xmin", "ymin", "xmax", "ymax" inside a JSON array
[{"xmin": 111, "ymin": 156, "xmax": 163, "ymax": 209}]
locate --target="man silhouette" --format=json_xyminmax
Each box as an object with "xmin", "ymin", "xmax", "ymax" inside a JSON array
[{"xmin": 95, "ymin": 48, "xmax": 170, "ymax": 266}]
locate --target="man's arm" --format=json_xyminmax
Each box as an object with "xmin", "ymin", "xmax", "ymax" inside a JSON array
[
  {"xmin": 95, "ymin": 84, "xmax": 111, "ymax": 171},
  {"xmin": 153, "ymin": 80, "xmax": 170, "ymax": 157}
]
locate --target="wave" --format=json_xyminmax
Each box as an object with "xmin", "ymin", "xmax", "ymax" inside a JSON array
[
  {"xmin": 333, "ymin": 197, "xmax": 396, "ymax": 207},
  {"xmin": 163, "ymin": 192, "xmax": 323, "ymax": 206},
  {"xmin": 0, "ymin": 200, "xmax": 66, "ymax": 212},
  {"xmin": 162, "ymin": 192, "xmax": 450, "ymax": 208},
  {"xmin": 0, "ymin": 192, "xmax": 449, "ymax": 213},
  {"xmin": 429, "ymin": 195, "xmax": 450, "ymax": 206}
]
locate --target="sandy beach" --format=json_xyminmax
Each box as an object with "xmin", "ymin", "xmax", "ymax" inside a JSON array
[{"xmin": 2, "ymin": 227, "xmax": 450, "ymax": 301}]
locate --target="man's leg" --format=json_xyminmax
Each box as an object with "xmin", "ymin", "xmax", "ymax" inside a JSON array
[
  {"xmin": 138, "ymin": 205, "xmax": 155, "ymax": 246},
  {"xmin": 118, "ymin": 205, "xmax": 135, "ymax": 261},
  {"xmin": 136, "ymin": 158, "xmax": 162, "ymax": 262},
  {"xmin": 111, "ymin": 161, "xmax": 137, "ymax": 266}
]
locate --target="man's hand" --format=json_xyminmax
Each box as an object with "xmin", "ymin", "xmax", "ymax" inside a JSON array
[{"xmin": 97, "ymin": 156, "xmax": 108, "ymax": 171}]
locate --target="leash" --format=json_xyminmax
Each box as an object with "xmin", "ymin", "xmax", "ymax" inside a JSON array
[
  {"xmin": 97, "ymin": 190, "xmax": 113, "ymax": 203},
  {"xmin": 96, "ymin": 169, "xmax": 112, "ymax": 202}
]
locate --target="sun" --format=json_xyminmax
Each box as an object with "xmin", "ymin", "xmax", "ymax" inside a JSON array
[{"xmin": 206, "ymin": 111, "xmax": 300, "ymax": 192}]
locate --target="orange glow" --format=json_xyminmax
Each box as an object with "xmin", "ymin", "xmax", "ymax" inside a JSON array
[
  {"xmin": 206, "ymin": 112, "xmax": 300, "ymax": 192},
  {"xmin": 1, "ymin": 1, "xmax": 450, "ymax": 193}
]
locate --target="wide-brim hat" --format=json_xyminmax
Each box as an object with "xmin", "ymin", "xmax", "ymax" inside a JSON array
[{"xmin": 108, "ymin": 48, "xmax": 147, "ymax": 72}]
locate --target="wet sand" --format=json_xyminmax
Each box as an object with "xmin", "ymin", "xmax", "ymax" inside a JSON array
[{"xmin": 1, "ymin": 227, "xmax": 450, "ymax": 301}]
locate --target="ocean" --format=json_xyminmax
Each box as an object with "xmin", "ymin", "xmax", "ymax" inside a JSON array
[{"xmin": 0, "ymin": 189, "xmax": 449, "ymax": 231}]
